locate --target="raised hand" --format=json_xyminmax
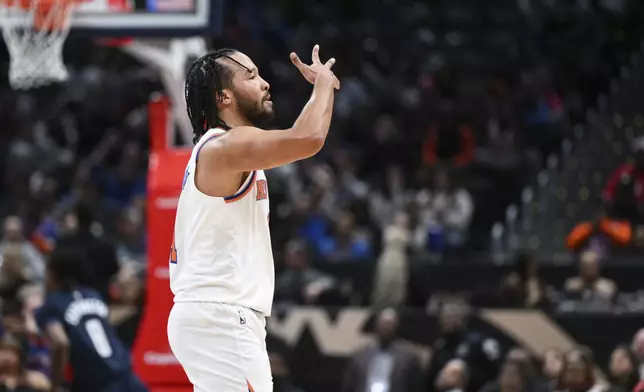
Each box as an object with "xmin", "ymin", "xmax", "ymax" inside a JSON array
[{"xmin": 290, "ymin": 45, "xmax": 341, "ymax": 90}]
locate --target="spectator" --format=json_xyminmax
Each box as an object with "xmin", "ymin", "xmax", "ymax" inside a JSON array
[
  {"xmin": 504, "ymin": 348, "xmax": 549, "ymax": 392},
  {"xmin": 603, "ymin": 138, "xmax": 644, "ymax": 223},
  {"xmin": 56, "ymin": 202, "xmax": 119, "ymax": 302},
  {"xmin": 369, "ymin": 166, "xmax": 410, "ymax": 231},
  {"xmin": 415, "ymin": 169, "xmax": 474, "ymax": 252},
  {"xmin": 435, "ymin": 359, "xmax": 469, "ymax": 392},
  {"xmin": 542, "ymin": 349, "xmax": 565, "ymax": 390},
  {"xmin": 0, "ymin": 217, "xmax": 45, "ymax": 281},
  {"xmin": 342, "ymin": 308, "xmax": 423, "ymax": 392},
  {"xmin": 0, "ymin": 246, "xmax": 34, "ymax": 303},
  {"xmin": 319, "ymin": 210, "xmax": 372, "ymax": 263},
  {"xmin": 563, "ymin": 250, "xmax": 617, "ymax": 302},
  {"xmin": 631, "ymin": 329, "xmax": 644, "ymax": 378},
  {"xmin": 0, "ymin": 334, "xmax": 49, "ymax": 392},
  {"xmin": 426, "ymin": 300, "xmax": 501, "ymax": 392},
  {"xmin": 274, "ymin": 240, "xmax": 339, "ymax": 305},
  {"xmin": 499, "ymin": 252, "xmax": 550, "ymax": 309},
  {"xmin": 480, "ymin": 349, "xmax": 548, "ymax": 392},
  {"xmin": 555, "ymin": 349, "xmax": 604, "ymax": 392},
  {"xmin": 114, "ymin": 206, "xmax": 146, "ymax": 269},
  {"xmin": 94, "ymin": 140, "xmax": 146, "ymax": 209},
  {"xmin": 422, "ymin": 120, "xmax": 476, "ymax": 168},
  {"xmin": 1, "ymin": 294, "xmax": 48, "ymax": 381},
  {"xmin": 371, "ymin": 212, "xmax": 410, "ymax": 308},
  {"xmin": 110, "ymin": 264, "xmax": 145, "ymax": 349},
  {"xmin": 496, "ymin": 360, "xmax": 531, "ymax": 392},
  {"xmin": 363, "ymin": 115, "xmax": 407, "ymax": 184},
  {"xmin": 606, "ymin": 345, "xmax": 640, "ymax": 392},
  {"xmin": 566, "ymin": 200, "xmax": 631, "ymax": 256},
  {"xmin": 15, "ymin": 286, "xmax": 49, "ymax": 378},
  {"xmin": 523, "ymin": 77, "xmax": 565, "ymax": 163},
  {"xmin": 111, "ymin": 264, "xmax": 144, "ymax": 307}
]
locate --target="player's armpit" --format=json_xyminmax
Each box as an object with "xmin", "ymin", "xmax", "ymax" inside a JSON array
[{"xmin": 200, "ymin": 126, "xmax": 325, "ymax": 172}]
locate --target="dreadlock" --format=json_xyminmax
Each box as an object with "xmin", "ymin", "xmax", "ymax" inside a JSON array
[{"xmin": 185, "ymin": 48, "xmax": 251, "ymax": 144}]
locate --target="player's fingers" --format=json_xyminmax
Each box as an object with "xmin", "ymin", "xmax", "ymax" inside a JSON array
[
  {"xmin": 312, "ymin": 44, "xmax": 321, "ymax": 64},
  {"xmin": 290, "ymin": 52, "xmax": 307, "ymax": 70},
  {"xmin": 324, "ymin": 57, "xmax": 336, "ymax": 69},
  {"xmin": 290, "ymin": 52, "xmax": 302, "ymax": 66},
  {"xmin": 334, "ymin": 75, "xmax": 341, "ymax": 90}
]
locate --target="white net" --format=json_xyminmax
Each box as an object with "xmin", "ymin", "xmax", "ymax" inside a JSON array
[{"xmin": 0, "ymin": 0, "xmax": 76, "ymax": 89}]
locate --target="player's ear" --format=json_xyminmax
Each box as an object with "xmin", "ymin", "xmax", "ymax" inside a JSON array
[{"xmin": 216, "ymin": 88, "xmax": 233, "ymax": 107}]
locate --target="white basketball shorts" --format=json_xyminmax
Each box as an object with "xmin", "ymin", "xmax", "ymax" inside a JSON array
[{"xmin": 167, "ymin": 302, "xmax": 272, "ymax": 392}]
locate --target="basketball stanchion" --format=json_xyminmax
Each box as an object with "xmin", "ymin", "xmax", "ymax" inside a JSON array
[{"xmin": 109, "ymin": 37, "xmax": 208, "ymax": 145}]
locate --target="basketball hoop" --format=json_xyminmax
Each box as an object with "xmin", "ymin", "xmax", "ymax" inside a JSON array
[{"xmin": 0, "ymin": 0, "xmax": 80, "ymax": 89}]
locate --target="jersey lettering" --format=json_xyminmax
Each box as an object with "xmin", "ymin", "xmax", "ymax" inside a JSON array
[
  {"xmin": 85, "ymin": 319, "xmax": 113, "ymax": 358},
  {"xmin": 64, "ymin": 298, "xmax": 109, "ymax": 326},
  {"xmin": 256, "ymin": 179, "xmax": 268, "ymax": 201},
  {"xmin": 170, "ymin": 238, "xmax": 178, "ymax": 264}
]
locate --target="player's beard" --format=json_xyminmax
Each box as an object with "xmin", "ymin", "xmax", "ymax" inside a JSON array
[{"xmin": 236, "ymin": 93, "xmax": 274, "ymax": 128}]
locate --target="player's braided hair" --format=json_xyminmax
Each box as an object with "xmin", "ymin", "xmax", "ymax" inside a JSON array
[
  {"xmin": 185, "ymin": 48, "xmax": 251, "ymax": 144},
  {"xmin": 48, "ymin": 246, "xmax": 90, "ymax": 291}
]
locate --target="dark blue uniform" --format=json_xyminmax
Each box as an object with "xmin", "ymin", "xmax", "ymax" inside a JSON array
[{"xmin": 35, "ymin": 287, "xmax": 147, "ymax": 392}]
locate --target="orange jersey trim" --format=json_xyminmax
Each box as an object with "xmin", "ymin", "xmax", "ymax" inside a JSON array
[{"xmin": 224, "ymin": 171, "xmax": 257, "ymax": 203}]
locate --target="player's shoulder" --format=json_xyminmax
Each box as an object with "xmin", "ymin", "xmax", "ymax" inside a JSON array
[
  {"xmin": 196, "ymin": 127, "xmax": 229, "ymax": 147},
  {"xmin": 40, "ymin": 291, "xmax": 67, "ymax": 309},
  {"xmin": 42, "ymin": 287, "xmax": 103, "ymax": 307},
  {"xmin": 197, "ymin": 126, "xmax": 263, "ymax": 149},
  {"xmin": 76, "ymin": 286, "xmax": 103, "ymax": 299},
  {"xmin": 35, "ymin": 294, "xmax": 64, "ymax": 328},
  {"xmin": 193, "ymin": 127, "xmax": 231, "ymax": 161}
]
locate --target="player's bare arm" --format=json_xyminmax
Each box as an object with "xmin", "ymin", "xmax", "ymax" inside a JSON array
[
  {"xmin": 195, "ymin": 46, "xmax": 338, "ymax": 196},
  {"xmin": 207, "ymin": 65, "xmax": 336, "ymax": 171},
  {"xmin": 201, "ymin": 46, "xmax": 337, "ymax": 170},
  {"xmin": 43, "ymin": 322, "xmax": 70, "ymax": 392}
]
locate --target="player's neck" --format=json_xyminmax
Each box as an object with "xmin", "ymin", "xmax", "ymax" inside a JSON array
[{"xmin": 219, "ymin": 111, "xmax": 253, "ymax": 129}]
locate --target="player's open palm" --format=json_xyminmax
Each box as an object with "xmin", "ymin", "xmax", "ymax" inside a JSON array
[{"xmin": 290, "ymin": 45, "xmax": 340, "ymax": 90}]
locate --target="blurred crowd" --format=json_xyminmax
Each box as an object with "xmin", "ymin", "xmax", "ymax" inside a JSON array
[
  {"xmin": 340, "ymin": 306, "xmax": 644, "ymax": 392},
  {"xmin": 225, "ymin": 0, "xmax": 643, "ymax": 263},
  {"xmin": 0, "ymin": 0, "xmax": 643, "ymax": 390}
]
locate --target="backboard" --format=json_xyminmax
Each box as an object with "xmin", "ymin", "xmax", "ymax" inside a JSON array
[
  {"xmin": 1, "ymin": 0, "xmax": 222, "ymax": 36},
  {"xmin": 0, "ymin": 0, "xmax": 219, "ymax": 140}
]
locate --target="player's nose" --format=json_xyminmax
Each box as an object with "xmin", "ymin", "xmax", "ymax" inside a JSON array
[{"xmin": 260, "ymin": 76, "xmax": 270, "ymax": 91}]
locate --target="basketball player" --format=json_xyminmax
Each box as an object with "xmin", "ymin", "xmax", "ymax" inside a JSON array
[
  {"xmin": 166, "ymin": 45, "xmax": 339, "ymax": 392},
  {"xmin": 35, "ymin": 247, "xmax": 147, "ymax": 392}
]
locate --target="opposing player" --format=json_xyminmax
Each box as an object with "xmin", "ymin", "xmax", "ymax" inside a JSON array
[
  {"xmin": 36, "ymin": 247, "xmax": 147, "ymax": 392},
  {"xmin": 166, "ymin": 45, "xmax": 339, "ymax": 392}
]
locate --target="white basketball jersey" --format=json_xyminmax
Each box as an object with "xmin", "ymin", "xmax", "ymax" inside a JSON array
[{"xmin": 169, "ymin": 128, "xmax": 275, "ymax": 316}]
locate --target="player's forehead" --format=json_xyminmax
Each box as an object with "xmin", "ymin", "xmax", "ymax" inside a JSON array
[{"xmin": 227, "ymin": 51, "xmax": 258, "ymax": 75}]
